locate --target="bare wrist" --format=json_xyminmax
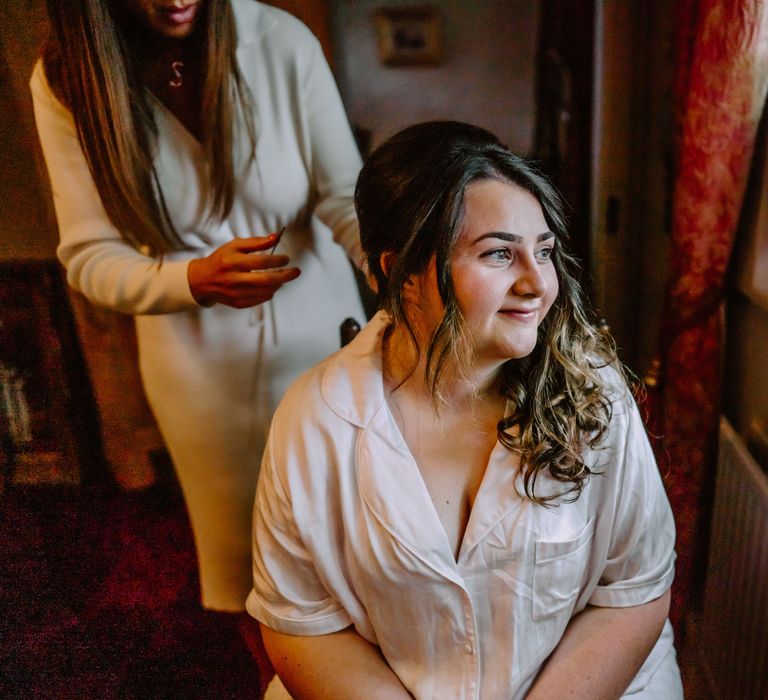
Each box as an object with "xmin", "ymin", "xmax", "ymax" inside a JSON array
[{"xmin": 187, "ymin": 259, "xmax": 214, "ymax": 307}]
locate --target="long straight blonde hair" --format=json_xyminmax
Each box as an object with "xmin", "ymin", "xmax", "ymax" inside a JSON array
[{"xmin": 42, "ymin": 0, "xmax": 256, "ymax": 254}]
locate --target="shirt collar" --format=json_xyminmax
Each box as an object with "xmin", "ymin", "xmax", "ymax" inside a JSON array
[
  {"xmin": 321, "ymin": 311, "xmax": 535, "ymax": 571},
  {"xmin": 320, "ymin": 311, "xmax": 391, "ymax": 428}
]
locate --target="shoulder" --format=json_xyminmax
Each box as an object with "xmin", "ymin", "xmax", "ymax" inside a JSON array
[
  {"xmin": 29, "ymin": 59, "xmax": 44, "ymax": 89},
  {"xmin": 233, "ymin": 0, "xmax": 321, "ymax": 58},
  {"xmin": 268, "ymin": 350, "xmax": 354, "ymax": 464},
  {"xmin": 586, "ymin": 362, "xmax": 658, "ymax": 486},
  {"xmin": 29, "ymin": 58, "xmax": 75, "ymax": 132},
  {"xmin": 269, "ymin": 313, "xmax": 390, "ymax": 451},
  {"xmin": 273, "ymin": 354, "xmax": 338, "ymax": 428},
  {"xmin": 29, "ymin": 59, "xmax": 54, "ymax": 102},
  {"xmin": 264, "ymin": 352, "xmax": 358, "ymax": 508},
  {"xmin": 590, "ymin": 359, "xmax": 635, "ymax": 418}
]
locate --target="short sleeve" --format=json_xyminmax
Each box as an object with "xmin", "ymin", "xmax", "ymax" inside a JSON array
[
  {"xmin": 246, "ymin": 431, "xmax": 352, "ymax": 636},
  {"xmin": 588, "ymin": 391, "xmax": 676, "ymax": 608}
]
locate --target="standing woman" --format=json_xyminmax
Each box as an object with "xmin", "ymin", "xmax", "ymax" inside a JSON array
[{"xmin": 30, "ymin": 0, "xmax": 365, "ymax": 615}]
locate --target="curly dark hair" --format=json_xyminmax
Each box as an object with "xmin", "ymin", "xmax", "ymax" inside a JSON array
[{"xmin": 355, "ymin": 121, "xmax": 620, "ymax": 504}]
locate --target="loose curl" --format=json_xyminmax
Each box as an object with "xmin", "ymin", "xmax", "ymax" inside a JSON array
[{"xmin": 356, "ymin": 121, "xmax": 622, "ymax": 504}]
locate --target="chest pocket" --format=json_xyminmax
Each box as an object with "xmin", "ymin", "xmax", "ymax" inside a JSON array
[{"xmin": 532, "ymin": 517, "xmax": 595, "ymax": 620}]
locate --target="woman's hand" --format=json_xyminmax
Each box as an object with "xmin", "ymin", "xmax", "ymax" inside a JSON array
[{"xmin": 187, "ymin": 235, "xmax": 301, "ymax": 308}]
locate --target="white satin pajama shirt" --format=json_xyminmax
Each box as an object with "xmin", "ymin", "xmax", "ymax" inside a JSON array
[
  {"xmin": 31, "ymin": 0, "xmax": 364, "ymax": 610},
  {"xmin": 247, "ymin": 313, "xmax": 683, "ymax": 699}
]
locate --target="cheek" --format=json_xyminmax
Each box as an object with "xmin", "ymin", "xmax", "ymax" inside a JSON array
[
  {"xmin": 131, "ymin": 1, "xmax": 154, "ymax": 15},
  {"xmin": 125, "ymin": 1, "xmax": 155, "ymax": 26},
  {"xmin": 455, "ymin": 276, "xmax": 498, "ymax": 318}
]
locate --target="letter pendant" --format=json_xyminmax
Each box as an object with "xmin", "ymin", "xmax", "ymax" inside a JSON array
[{"xmin": 169, "ymin": 61, "xmax": 184, "ymax": 88}]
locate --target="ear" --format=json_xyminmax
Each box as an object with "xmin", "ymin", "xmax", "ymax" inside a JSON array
[
  {"xmin": 361, "ymin": 258, "xmax": 379, "ymax": 294},
  {"xmin": 379, "ymin": 252, "xmax": 397, "ymax": 278},
  {"xmin": 401, "ymin": 269, "xmax": 422, "ymax": 307},
  {"xmin": 381, "ymin": 251, "xmax": 420, "ymax": 300}
]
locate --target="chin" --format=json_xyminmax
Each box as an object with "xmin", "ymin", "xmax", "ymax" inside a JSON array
[
  {"xmin": 507, "ymin": 349, "xmax": 536, "ymax": 362},
  {"xmin": 479, "ymin": 346, "xmax": 535, "ymax": 366},
  {"xmin": 501, "ymin": 338, "xmax": 539, "ymax": 361},
  {"xmin": 154, "ymin": 24, "xmax": 196, "ymax": 39}
]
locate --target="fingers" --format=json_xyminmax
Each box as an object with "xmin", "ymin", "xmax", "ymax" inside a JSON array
[
  {"xmin": 240, "ymin": 253, "xmax": 292, "ymax": 271},
  {"xmin": 236, "ymin": 266, "xmax": 301, "ymax": 286},
  {"xmin": 214, "ymin": 252, "xmax": 291, "ymax": 274},
  {"xmin": 190, "ymin": 233, "xmax": 300, "ymax": 308},
  {"xmin": 228, "ymin": 234, "xmax": 282, "ymax": 254},
  {"xmin": 216, "ymin": 237, "xmax": 293, "ymax": 272},
  {"xmin": 215, "ymin": 268, "xmax": 302, "ymax": 308}
]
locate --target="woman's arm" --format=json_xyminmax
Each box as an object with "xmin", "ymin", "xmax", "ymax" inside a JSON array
[
  {"xmin": 30, "ymin": 62, "xmax": 197, "ymax": 314},
  {"xmin": 526, "ymin": 589, "xmax": 670, "ymax": 700},
  {"xmin": 30, "ymin": 62, "xmax": 297, "ymax": 314},
  {"xmin": 261, "ymin": 624, "xmax": 412, "ymax": 700},
  {"xmin": 298, "ymin": 35, "xmax": 365, "ymax": 269}
]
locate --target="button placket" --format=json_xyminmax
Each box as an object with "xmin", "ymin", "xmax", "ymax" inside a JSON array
[{"xmin": 459, "ymin": 587, "xmax": 479, "ymax": 698}]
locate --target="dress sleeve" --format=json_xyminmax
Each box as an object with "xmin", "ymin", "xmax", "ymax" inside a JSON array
[
  {"xmin": 588, "ymin": 389, "xmax": 676, "ymax": 608},
  {"xmin": 298, "ymin": 37, "xmax": 364, "ymax": 269},
  {"xmin": 29, "ymin": 61, "xmax": 200, "ymax": 315},
  {"xmin": 246, "ymin": 425, "xmax": 353, "ymax": 636}
]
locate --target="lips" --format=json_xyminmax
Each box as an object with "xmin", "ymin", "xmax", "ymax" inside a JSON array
[
  {"xmin": 159, "ymin": 3, "xmax": 199, "ymax": 25},
  {"xmin": 499, "ymin": 308, "xmax": 539, "ymax": 322}
]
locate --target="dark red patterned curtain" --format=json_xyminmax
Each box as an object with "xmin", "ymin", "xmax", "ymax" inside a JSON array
[{"xmin": 650, "ymin": 0, "xmax": 768, "ymax": 632}]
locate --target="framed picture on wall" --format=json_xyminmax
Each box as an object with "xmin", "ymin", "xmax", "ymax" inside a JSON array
[{"xmin": 375, "ymin": 6, "xmax": 442, "ymax": 66}]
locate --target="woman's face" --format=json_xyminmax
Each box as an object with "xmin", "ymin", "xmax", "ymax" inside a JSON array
[
  {"xmin": 125, "ymin": 0, "xmax": 205, "ymax": 39},
  {"xmin": 413, "ymin": 179, "xmax": 559, "ymax": 368}
]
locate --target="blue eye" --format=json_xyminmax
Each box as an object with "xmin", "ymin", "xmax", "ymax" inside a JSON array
[
  {"xmin": 482, "ymin": 248, "xmax": 513, "ymax": 262},
  {"xmin": 536, "ymin": 246, "xmax": 554, "ymax": 261}
]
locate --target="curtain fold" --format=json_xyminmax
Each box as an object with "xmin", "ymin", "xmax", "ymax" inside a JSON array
[{"xmin": 651, "ymin": 0, "xmax": 768, "ymax": 632}]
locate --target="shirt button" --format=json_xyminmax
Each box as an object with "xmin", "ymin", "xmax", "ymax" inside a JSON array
[{"xmin": 463, "ymin": 643, "xmax": 474, "ymax": 655}]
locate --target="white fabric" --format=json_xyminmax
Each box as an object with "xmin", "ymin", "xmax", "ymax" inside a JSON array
[
  {"xmin": 247, "ymin": 312, "xmax": 682, "ymax": 699},
  {"xmin": 264, "ymin": 676, "xmax": 293, "ymax": 700},
  {"xmin": 30, "ymin": 0, "xmax": 364, "ymax": 611}
]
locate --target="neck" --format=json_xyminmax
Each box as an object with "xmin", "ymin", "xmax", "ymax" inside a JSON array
[
  {"xmin": 139, "ymin": 39, "xmax": 202, "ymax": 95},
  {"xmin": 120, "ymin": 3, "xmax": 203, "ymax": 67},
  {"xmin": 383, "ymin": 323, "xmax": 504, "ymax": 409},
  {"xmin": 146, "ymin": 35, "xmax": 195, "ymax": 68}
]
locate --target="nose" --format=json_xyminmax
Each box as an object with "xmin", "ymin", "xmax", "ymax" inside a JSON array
[{"xmin": 511, "ymin": 256, "xmax": 547, "ymax": 298}]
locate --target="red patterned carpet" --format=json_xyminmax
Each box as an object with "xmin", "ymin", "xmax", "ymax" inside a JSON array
[{"xmin": 0, "ymin": 483, "xmax": 264, "ymax": 698}]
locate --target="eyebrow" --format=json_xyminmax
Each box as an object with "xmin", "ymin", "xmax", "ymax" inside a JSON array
[{"xmin": 472, "ymin": 231, "xmax": 555, "ymax": 245}]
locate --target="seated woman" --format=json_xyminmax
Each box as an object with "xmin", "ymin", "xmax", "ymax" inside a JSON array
[{"xmin": 246, "ymin": 121, "xmax": 683, "ymax": 699}]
